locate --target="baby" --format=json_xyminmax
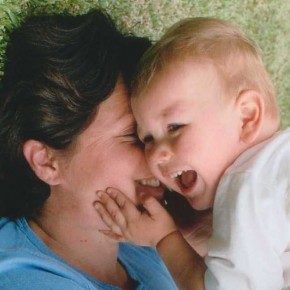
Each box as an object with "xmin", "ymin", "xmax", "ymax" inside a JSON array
[{"xmin": 95, "ymin": 17, "xmax": 290, "ymax": 290}]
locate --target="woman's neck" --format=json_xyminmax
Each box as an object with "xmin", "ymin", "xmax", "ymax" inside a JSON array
[{"xmin": 28, "ymin": 211, "xmax": 132, "ymax": 288}]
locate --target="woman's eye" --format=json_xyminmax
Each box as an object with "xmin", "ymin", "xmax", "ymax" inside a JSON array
[
  {"xmin": 123, "ymin": 133, "xmax": 141, "ymax": 144},
  {"xmin": 168, "ymin": 124, "xmax": 184, "ymax": 132}
]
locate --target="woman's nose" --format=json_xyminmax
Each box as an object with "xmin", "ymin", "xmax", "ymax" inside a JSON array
[{"xmin": 146, "ymin": 142, "xmax": 173, "ymax": 165}]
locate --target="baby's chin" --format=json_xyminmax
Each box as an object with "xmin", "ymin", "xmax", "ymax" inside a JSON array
[{"xmin": 185, "ymin": 193, "xmax": 214, "ymax": 211}]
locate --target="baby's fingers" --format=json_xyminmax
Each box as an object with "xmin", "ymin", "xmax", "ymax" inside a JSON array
[
  {"xmin": 94, "ymin": 196, "xmax": 124, "ymax": 236},
  {"xmin": 142, "ymin": 195, "xmax": 166, "ymax": 217},
  {"xmin": 106, "ymin": 187, "xmax": 141, "ymax": 222},
  {"xmin": 99, "ymin": 229, "xmax": 125, "ymax": 242}
]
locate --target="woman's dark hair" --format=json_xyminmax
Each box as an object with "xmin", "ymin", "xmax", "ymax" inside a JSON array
[{"xmin": 0, "ymin": 10, "xmax": 151, "ymax": 219}]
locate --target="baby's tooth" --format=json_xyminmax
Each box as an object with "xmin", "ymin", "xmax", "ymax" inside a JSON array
[{"xmin": 170, "ymin": 171, "xmax": 184, "ymax": 178}]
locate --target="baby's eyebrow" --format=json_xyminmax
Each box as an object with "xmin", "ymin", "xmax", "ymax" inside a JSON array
[
  {"xmin": 136, "ymin": 125, "xmax": 144, "ymax": 138},
  {"xmin": 160, "ymin": 103, "xmax": 184, "ymax": 118},
  {"xmin": 160, "ymin": 106, "xmax": 173, "ymax": 117}
]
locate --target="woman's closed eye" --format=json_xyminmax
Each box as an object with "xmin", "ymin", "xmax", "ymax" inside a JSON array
[{"xmin": 122, "ymin": 132, "xmax": 144, "ymax": 147}]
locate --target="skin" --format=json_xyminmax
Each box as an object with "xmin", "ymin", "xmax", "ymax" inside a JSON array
[
  {"xmin": 95, "ymin": 60, "xmax": 273, "ymax": 289},
  {"xmin": 133, "ymin": 61, "xmax": 244, "ymax": 210},
  {"xmin": 25, "ymin": 79, "xmax": 163, "ymax": 289}
]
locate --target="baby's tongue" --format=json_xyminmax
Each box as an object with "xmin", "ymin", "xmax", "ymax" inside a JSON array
[{"xmin": 180, "ymin": 170, "xmax": 197, "ymax": 189}]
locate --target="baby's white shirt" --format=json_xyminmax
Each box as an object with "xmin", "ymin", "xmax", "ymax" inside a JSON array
[{"xmin": 205, "ymin": 128, "xmax": 290, "ymax": 290}]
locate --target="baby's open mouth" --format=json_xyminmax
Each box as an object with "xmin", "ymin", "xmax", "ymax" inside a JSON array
[{"xmin": 175, "ymin": 170, "xmax": 197, "ymax": 191}]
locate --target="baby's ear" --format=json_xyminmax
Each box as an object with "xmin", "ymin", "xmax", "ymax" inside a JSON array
[
  {"xmin": 23, "ymin": 140, "xmax": 61, "ymax": 185},
  {"xmin": 235, "ymin": 89, "xmax": 264, "ymax": 144}
]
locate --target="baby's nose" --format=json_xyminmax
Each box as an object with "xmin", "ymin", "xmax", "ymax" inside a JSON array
[{"xmin": 147, "ymin": 142, "xmax": 173, "ymax": 165}]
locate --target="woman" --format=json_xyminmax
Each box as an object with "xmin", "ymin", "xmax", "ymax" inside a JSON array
[{"xmin": 0, "ymin": 10, "xmax": 177, "ymax": 289}]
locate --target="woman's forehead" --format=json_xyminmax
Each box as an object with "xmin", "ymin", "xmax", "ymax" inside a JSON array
[
  {"xmin": 79, "ymin": 85, "xmax": 134, "ymax": 139},
  {"xmin": 97, "ymin": 81, "xmax": 132, "ymax": 123}
]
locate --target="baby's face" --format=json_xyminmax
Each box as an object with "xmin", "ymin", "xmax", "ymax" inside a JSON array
[{"xmin": 132, "ymin": 61, "xmax": 243, "ymax": 210}]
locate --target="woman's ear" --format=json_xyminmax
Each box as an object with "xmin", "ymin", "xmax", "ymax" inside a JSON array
[
  {"xmin": 23, "ymin": 140, "xmax": 60, "ymax": 185},
  {"xmin": 235, "ymin": 89, "xmax": 264, "ymax": 144}
]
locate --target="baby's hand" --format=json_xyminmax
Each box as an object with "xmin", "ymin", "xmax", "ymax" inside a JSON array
[{"xmin": 95, "ymin": 187, "xmax": 178, "ymax": 247}]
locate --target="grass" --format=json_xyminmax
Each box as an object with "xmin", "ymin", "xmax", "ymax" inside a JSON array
[{"xmin": 0, "ymin": 0, "xmax": 289, "ymax": 126}]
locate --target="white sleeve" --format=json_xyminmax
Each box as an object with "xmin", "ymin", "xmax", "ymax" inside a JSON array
[{"xmin": 205, "ymin": 172, "xmax": 289, "ymax": 290}]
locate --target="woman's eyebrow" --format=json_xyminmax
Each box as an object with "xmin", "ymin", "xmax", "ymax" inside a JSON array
[{"xmin": 119, "ymin": 121, "xmax": 137, "ymax": 135}]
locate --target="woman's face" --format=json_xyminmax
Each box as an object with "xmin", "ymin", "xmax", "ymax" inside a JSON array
[{"xmin": 50, "ymin": 80, "xmax": 162, "ymax": 228}]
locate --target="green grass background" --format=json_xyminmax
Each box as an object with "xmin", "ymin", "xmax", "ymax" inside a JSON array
[{"xmin": 0, "ymin": 0, "xmax": 289, "ymax": 127}]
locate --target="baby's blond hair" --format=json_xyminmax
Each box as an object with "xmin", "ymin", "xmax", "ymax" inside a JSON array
[{"xmin": 133, "ymin": 17, "xmax": 280, "ymax": 123}]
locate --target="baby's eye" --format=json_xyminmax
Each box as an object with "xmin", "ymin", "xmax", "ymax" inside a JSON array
[
  {"xmin": 167, "ymin": 124, "xmax": 184, "ymax": 132},
  {"xmin": 143, "ymin": 135, "xmax": 154, "ymax": 144}
]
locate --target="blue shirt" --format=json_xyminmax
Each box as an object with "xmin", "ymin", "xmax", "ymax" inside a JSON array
[{"xmin": 0, "ymin": 218, "xmax": 177, "ymax": 289}]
